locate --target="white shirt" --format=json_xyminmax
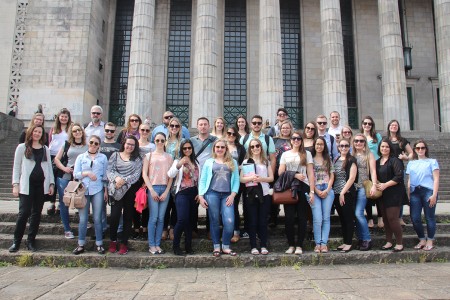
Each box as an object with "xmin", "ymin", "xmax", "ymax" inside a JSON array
[{"xmin": 327, "ymin": 125, "xmax": 343, "ymax": 138}]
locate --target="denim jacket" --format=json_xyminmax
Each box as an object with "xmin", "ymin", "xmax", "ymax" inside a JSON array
[{"xmin": 74, "ymin": 151, "xmax": 108, "ymax": 195}]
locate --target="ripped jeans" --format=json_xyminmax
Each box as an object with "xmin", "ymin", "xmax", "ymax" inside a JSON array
[{"xmin": 205, "ymin": 190, "xmax": 235, "ymax": 250}]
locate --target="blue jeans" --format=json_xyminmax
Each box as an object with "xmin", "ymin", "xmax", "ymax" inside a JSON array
[
  {"xmin": 355, "ymin": 188, "xmax": 371, "ymax": 241},
  {"xmin": 410, "ymin": 186, "xmax": 437, "ymax": 240},
  {"xmin": 173, "ymin": 187, "xmax": 198, "ymax": 249},
  {"xmin": 56, "ymin": 177, "xmax": 71, "ymax": 232},
  {"xmin": 78, "ymin": 189, "xmax": 104, "ymax": 246},
  {"xmin": 311, "ymin": 183, "xmax": 334, "ymax": 245},
  {"xmin": 205, "ymin": 190, "xmax": 235, "ymax": 250},
  {"xmin": 147, "ymin": 185, "xmax": 170, "ymax": 247}
]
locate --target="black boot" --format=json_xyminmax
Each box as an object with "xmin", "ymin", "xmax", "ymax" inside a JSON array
[
  {"xmin": 8, "ymin": 241, "xmax": 20, "ymax": 253},
  {"xmin": 173, "ymin": 247, "xmax": 184, "ymax": 256},
  {"xmin": 26, "ymin": 240, "xmax": 37, "ymax": 252},
  {"xmin": 185, "ymin": 246, "xmax": 194, "ymax": 255}
]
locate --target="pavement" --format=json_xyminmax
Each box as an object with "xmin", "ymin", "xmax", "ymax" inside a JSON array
[{"xmin": 1, "ymin": 263, "xmax": 450, "ymax": 299}]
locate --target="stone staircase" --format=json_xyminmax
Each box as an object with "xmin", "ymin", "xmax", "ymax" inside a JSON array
[{"xmin": 1, "ymin": 123, "xmax": 450, "ymax": 268}]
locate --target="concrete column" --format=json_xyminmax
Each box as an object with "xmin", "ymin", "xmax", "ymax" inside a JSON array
[
  {"xmin": 259, "ymin": 0, "xmax": 283, "ymax": 123},
  {"xmin": 320, "ymin": 0, "xmax": 348, "ymax": 125},
  {"xmin": 126, "ymin": 0, "xmax": 155, "ymax": 119},
  {"xmin": 191, "ymin": 0, "xmax": 219, "ymax": 127},
  {"xmin": 434, "ymin": 0, "xmax": 450, "ymax": 132},
  {"xmin": 378, "ymin": 0, "xmax": 409, "ymax": 129}
]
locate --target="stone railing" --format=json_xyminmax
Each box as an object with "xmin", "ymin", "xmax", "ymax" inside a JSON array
[{"xmin": 0, "ymin": 112, "xmax": 23, "ymax": 141}]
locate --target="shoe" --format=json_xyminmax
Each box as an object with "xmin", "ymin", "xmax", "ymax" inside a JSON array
[
  {"xmin": 161, "ymin": 230, "xmax": 168, "ymax": 240},
  {"xmin": 368, "ymin": 219, "xmax": 374, "ymax": 228},
  {"xmin": 108, "ymin": 241, "xmax": 118, "ymax": 253},
  {"xmin": 231, "ymin": 235, "xmax": 240, "ymax": 243},
  {"xmin": 72, "ymin": 245, "xmax": 85, "ymax": 255},
  {"xmin": 314, "ymin": 245, "xmax": 321, "ymax": 253},
  {"xmin": 414, "ymin": 243, "xmax": 426, "ymax": 250},
  {"xmin": 97, "ymin": 246, "xmax": 105, "ymax": 254},
  {"xmin": 169, "ymin": 229, "xmax": 174, "ymax": 241},
  {"xmin": 399, "ymin": 218, "xmax": 406, "ymax": 226},
  {"xmin": 294, "ymin": 247, "xmax": 303, "ymax": 255},
  {"xmin": 26, "ymin": 240, "xmax": 37, "ymax": 252},
  {"xmin": 132, "ymin": 230, "xmax": 140, "ymax": 240},
  {"xmin": 64, "ymin": 231, "xmax": 75, "ymax": 239},
  {"xmin": 47, "ymin": 204, "xmax": 56, "ymax": 216},
  {"xmin": 393, "ymin": 246, "xmax": 404, "ymax": 252},
  {"xmin": 251, "ymin": 248, "xmax": 260, "ymax": 255},
  {"xmin": 381, "ymin": 243, "xmax": 393, "ymax": 250},
  {"xmin": 320, "ymin": 245, "xmax": 328, "ymax": 253},
  {"xmin": 423, "ymin": 244, "xmax": 434, "ymax": 251},
  {"xmin": 118, "ymin": 244, "xmax": 128, "ymax": 255},
  {"xmin": 156, "ymin": 247, "xmax": 165, "ymax": 254},
  {"xmin": 340, "ymin": 246, "xmax": 352, "ymax": 253},
  {"xmin": 222, "ymin": 249, "xmax": 237, "ymax": 256},
  {"xmin": 360, "ymin": 240, "xmax": 372, "ymax": 251},
  {"xmin": 333, "ymin": 245, "xmax": 345, "ymax": 251},
  {"xmin": 260, "ymin": 247, "xmax": 269, "ymax": 255},
  {"xmin": 173, "ymin": 247, "xmax": 184, "ymax": 256},
  {"xmin": 240, "ymin": 232, "xmax": 249, "ymax": 239},
  {"xmin": 213, "ymin": 250, "xmax": 221, "ymax": 257},
  {"xmin": 285, "ymin": 247, "xmax": 295, "ymax": 254},
  {"xmin": 185, "ymin": 247, "xmax": 195, "ymax": 255},
  {"xmin": 8, "ymin": 243, "xmax": 20, "ymax": 253},
  {"xmin": 149, "ymin": 247, "xmax": 157, "ymax": 255}
]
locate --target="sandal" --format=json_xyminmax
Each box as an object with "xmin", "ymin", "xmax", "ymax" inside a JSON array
[
  {"xmin": 97, "ymin": 246, "xmax": 105, "ymax": 254},
  {"xmin": 423, "ymin": 245, "xmax": 434, "ymax": 251},
  {"xmin": 414, "ymin": 243, "xmax": 426, "ymax": 250},
  {"xmin": 72, "ymin": 245, "xmax": 85, "ymax": 255},
  {"xmin": 320, "ymin": 245, "xmax": 328, "ymax": 253},
  {"xmin": 314, "ymin": 245, "xmax": 321, "ymax": 253},
  {"xmin": 260, "ymin": 247, "xmax": 269, "ymax": 255},
  {"xmin": 251, "ymin": 248, "xmax": 260, "ymax": 255},
  {"xmin": 213, "ymin": 250, "xmax": 221, "ymax": 257},
  {"xmin": 222, "ymin": 249, "xmax": 237, "ymax": 256}
]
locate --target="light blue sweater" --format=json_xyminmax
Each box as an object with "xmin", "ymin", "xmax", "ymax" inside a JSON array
[{"xmin": 198, "ymin": 158, "xmax": 240, "ymax": 196}]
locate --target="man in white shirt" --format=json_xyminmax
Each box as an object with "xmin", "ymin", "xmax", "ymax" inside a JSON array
[
  {"xmin": 84, "ymin": 105, "xmax": 105, "ymax": 141},
  {"xmin": 327, "ymin": 111, "xmax": 343, "ymax": 140},
  {"xmin": 316, "ymin": 114, "xmax": 338, "ymax": 161}
]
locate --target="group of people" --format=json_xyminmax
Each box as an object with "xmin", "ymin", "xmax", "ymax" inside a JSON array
[{"xmin": 8, "ymin": 106, "xmax": 440, "ymax": 256}]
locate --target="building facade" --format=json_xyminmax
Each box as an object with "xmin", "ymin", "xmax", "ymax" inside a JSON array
[{"xmin": 1, "ymin": 0, "xmax": 449, "ymax": 132}]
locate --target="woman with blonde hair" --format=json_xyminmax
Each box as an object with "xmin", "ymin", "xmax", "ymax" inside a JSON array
[
  {"xmin": 198, "ymin": 139, "xmax": 240, "ymax": 257},
  {"xmin": 19, "ymin": 113, "xmax": 48, "ymax": 145},
  {"xmin": 117, "ymin": 114, "xmax": 142, "ymax": 144},
  {"xmin": 211, "ymin": 117, "xmax": 226, "ymax": 139},
  {"xmin": 352, "ymin": 133, "xmax": 377, "ymax": 251}
]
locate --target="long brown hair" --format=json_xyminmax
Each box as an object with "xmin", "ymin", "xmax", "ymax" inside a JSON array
[
  {"xmin": 291, "ymin": 130, "xmax": 307, "ymax": 167},
  {"xmin": 338, "ymin": 138, "xmax": 352, "ymax": 169},
  {"xmin": 68, "ymin": 123, "xmax": 86, "ymax": 146},
  {"xmin": 311, "ymin": 136, "xmax": 331, "ymax": 174},
  {"xmin": 360, "ymin": 116, "xmax": 378, "ymax": 143},
  {"xmin": 122, "ymin": 114, "xmax": 142, "ymax": 134},
  {"xmin": 52, "ymin": 108, "xmax": 72, "ymax": 134},
  {"xmin": 24, "ymin": 125, "xmax": 46, "ymax": 159}
]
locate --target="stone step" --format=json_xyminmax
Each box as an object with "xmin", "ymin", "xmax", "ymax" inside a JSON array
[
  {"xmin": 1, "ymin": 233, "xmax": 449, "ymax": 254},
  {"xmin": 2, "ymin": 221, "xmax": 447, "ymax": 237},
  {"xmin": 0, "ymin": 246, "xmax": 449, "ymax": 269}
]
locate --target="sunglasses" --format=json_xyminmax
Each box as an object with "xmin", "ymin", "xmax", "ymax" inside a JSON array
[
  {"xmin": 140, "ymin": 128, "xmax": 150, "ymax": 133},
  {"xmin": 277, "ymin": 113, "xmax": 287, "ymax": 117},
  {"xmin": 354, "ymin": 139, "xmax": 365, "ymax": 144},
  {"xmin": 91, "ymin": 112, "xmax": 101, "ymax": 115},
  {"xmin": 291, "ymin": 137, "xmax": 302, "ymax": 141},
  {"xmin": 130, "ymin": 119, "xmax": 140, "ymax": 123},
  {"xmin": 227, "ymin": 131, "xmax": 236, "ymax": 137},
  {"xmin": 363, "ymin": 122, "xmax": 372, "ymax": 126},
  {"xmin": 252, "ymin": 121, "xmax": 262, "ymax": 126},
  {"xmin": 305, "ymin": 126, "xmax": 315, "ymax": 131},
  {"xmin": 89, "ymin": 141, "xmax": 99, "ymax": 146},
  {"xmin": 164, "ymin": 115, "xmax": 174, "ymax": 119},
  {"xmin": 339, "ymin": 144, "xmax": 350, "ymax": 148},
  {"xmin": 125, "ymin": 142, "xmax": 135, "ymax": 147},
  {"xmin": 155, "ymin": 139, "xmax": 165, "ymax": 143},
  {"xmin": 215, "ymin": 145, "xmax": 226, "ymax": 149},
  {"xmin": 415, "ymin": 146, "xmax": 426, "ymax": 151},
  {"xmin": 342, "ymin": 131, "xmax": 352, "ymax": 134},
  {"xmin": 250, "ymin": 144, "xmax": 261, "ymax": 149},
  {"xmin": 317, "ymin": 122, "xmax": 327, "ymax": 126},
  {"xmin": 182, "ymin": 146, "xmax": 192, "ymax": 151},
  {"xmin": 105, "ymin": 129, "xmax": 115, "ymax": 133},
  {"xmin": 169, "ymin": 124, "xmax": 180, "ymax": 128},
  {"xmin": 72, "ymin": 128, "xmax": 82, "ymax": 133}
]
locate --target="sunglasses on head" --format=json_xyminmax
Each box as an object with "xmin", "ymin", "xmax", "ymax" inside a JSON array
[
  {"xmin": 105, "ymin": 129, "xmax": 115, "ymax": 133},
  {"xmin": 250, "ymin": 144, "xmax": 261, "ymax": 149},
  {"xmin": 89, "ymin": 141, "xmax": 99, "ymax": 146}
]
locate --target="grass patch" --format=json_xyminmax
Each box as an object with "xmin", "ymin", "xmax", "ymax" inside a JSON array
[
  {"xmin": 232, "ymin": 257, "xmax": 244, "ymax": 268},
  {"xmin": 418, "ymin": 253, "xmax": 428, "ymax": 264},
  {"xmin": 0, "ymin": 261, "xmax": 12, "ymax": 267},
  {"xmin": 17, "ymin": 254, "xmax": 33, "ymax": 267},
  {"xmin": 66, "ymin": 259, "xmax": 90, "ymax": 268},
  {"xmin": 432, "ymin": 258, "xmax": 448, "ymax": 263},
  {"xmin": 155, "ymin": 263, "xmax": 168, "ymax": 269}
]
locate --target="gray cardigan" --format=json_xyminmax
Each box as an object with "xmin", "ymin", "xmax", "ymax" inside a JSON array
[{"xmin": 12, "ymin": 143, "xmax": 55, "ymax": 195}]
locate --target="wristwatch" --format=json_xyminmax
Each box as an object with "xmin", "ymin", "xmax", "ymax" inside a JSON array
[{"xmin": 310, "ymin": 190, "xmax": 315, "ymax": 194}]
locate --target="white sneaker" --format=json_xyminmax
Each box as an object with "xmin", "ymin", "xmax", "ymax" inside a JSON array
[
  {"xmin": 285, "ymin": 246, "xmax": 295, "ymax": 254},
  {"xmin": 295, "ymin": 247, "xmax": 303, "ymax": 255},
  {"xmin": 65, "ymin": 231, "xmax": 75, "ymax": 239}
]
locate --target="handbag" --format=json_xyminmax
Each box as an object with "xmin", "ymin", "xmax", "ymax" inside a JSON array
[
  {"xmin": 63, "ymin": 181, "xmax": 87, "ymax": 209},
  {"xmin": 363, "ymin": 180, "xmax": 382, "ymax": 200},
  {"xmin": 272, "ymin": 188, "xmax": 299, "ymax": 205}
]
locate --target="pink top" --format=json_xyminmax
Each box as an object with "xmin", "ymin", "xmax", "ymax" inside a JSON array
[{"xmin": 147, "ymin": 152, "xmax": 173, "ymax": 186}]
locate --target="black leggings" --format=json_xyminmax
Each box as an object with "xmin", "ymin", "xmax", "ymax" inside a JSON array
[
  {"xmin": 109, "ymin": 187, "xmax": 136, "ymax": 245},
  {"xmin": 334, "ymin": 192, "xmax": 355, "ymax": 245},
  {"xmin": 284, "ymin": 189, "xmax": 309, "ymax": 247},
  {"xmin": 14, "ymin": 185, "xmax": 45, "ymax": 243}
]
